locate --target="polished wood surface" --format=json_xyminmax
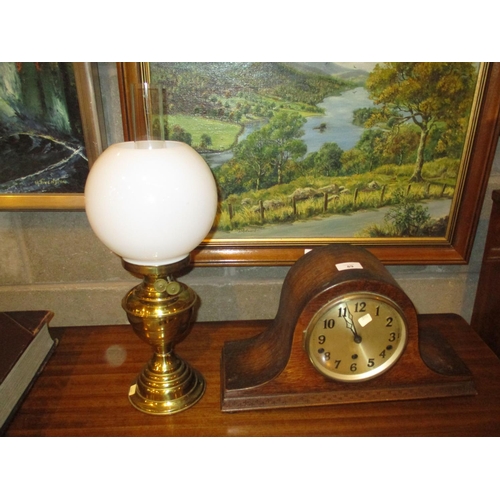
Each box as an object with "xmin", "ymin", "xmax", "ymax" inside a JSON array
[
  {"xmin": 471, "ymin": 190, "xmax": 500, "ymax": 357},
  {"xmin": 5, "ymin": 314, "xmax": 500, "ymax": 436}
]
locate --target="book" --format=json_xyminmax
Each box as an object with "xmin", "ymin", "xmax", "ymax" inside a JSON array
[{"xmin": 0, "ymin": 310, "xmax": 57, "ymax": 434}]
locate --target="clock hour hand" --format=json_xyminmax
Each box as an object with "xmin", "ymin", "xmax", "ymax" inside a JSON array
[{"xmin": 344, "ymin": 306, "xmax": 362, "ymax": 344}]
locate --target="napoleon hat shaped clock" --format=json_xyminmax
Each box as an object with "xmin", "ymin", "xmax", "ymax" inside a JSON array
[{"xmin": 221, "ymin": 244, "xmax": 475, "ymax": 412}]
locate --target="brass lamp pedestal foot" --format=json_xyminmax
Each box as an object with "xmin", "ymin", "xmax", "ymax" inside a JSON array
[
  {"xmin": 122, "ymin": 257, "xmax": 205, "ymax": 415},
  {"xmin": 128, "ymin": 352, "xmax": 205, "ymax": 415}
]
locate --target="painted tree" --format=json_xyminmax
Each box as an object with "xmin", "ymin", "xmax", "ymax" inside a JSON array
[
  {"xmin": 232, "ymin": 111, "xmax": 307, "ymax": 190},
  {"xmin": 264, "ymin": 110, "xmax": 307, "ymax": 185},
  {"xmin": 380, "ymin": 126, "xmax": 420, "ymax": 166},
  {"xmin": 314, "ymin": 142, "xmax": 343, "ymax": 176},
  {"xmin": 366, "ymin": 62, "xmax": 477, "ymax": 182},
  {"xmin": 232, "ymin": 128, "xmax": 274, "ymax": 191},
  {"xmin": 341, "ymin": 148, "xmax": 368, "ymax": 175}
]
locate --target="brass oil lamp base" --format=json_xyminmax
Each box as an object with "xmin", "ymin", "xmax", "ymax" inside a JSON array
[{"xmin": 121, "ymin": 257, "xmax": 205, "ymax": 415}]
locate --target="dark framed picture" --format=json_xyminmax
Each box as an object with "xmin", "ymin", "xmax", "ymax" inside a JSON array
[
  {"xmin": 118, "ymin": 62, "xmax": 500, "ymax": 265},
  {"xmin": 0, "ymin": 62, "xmax": 104, "ymax": 210}
]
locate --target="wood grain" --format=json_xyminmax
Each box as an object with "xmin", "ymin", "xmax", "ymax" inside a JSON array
[
  {"xmin": 471, "ymin": 190, "xmax": 500, "ymax": 357},
  {"xmin": 5, "ymin": 314, "xmax": 500, "ymax": 436}
]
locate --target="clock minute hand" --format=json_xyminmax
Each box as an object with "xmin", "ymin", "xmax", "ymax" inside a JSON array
[{"xmin": 344, "ymin": 306, "xmax": 362, "ymax": 344}]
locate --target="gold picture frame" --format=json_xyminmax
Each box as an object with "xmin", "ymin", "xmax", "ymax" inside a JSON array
[
  {"xmin": 0, "ymin": 62, "xmax": 105, "ymax": 211},
  {"xmin": 120, "ymin": 62, "xmax": 500, "ymax": 266}
]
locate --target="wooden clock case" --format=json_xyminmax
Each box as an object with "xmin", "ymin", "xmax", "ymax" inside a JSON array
[{"xmin": 221, "ymin": 244, "xmax": 476, "ymax": 412}]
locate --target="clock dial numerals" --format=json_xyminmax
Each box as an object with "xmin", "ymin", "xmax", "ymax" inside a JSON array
[{"xmin": 305, "ymin": 293, "xmax": 408, "ymax": 382}]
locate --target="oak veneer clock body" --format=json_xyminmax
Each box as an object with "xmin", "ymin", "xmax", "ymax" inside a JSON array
[{"xmin": 221, "ymin": 244, "xmax": 475, "ymax": 411}]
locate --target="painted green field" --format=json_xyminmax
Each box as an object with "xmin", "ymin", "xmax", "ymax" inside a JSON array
[
  {"xmin": 217, "ymin": 158, "xmax": 458, "ymax": 235},
  {"xmin": 168, "ymin": 114, "xmax": 241, "ymax": 151}
]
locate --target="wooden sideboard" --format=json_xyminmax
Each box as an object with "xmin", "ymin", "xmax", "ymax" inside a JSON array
[
  {"xmin": 471, "ymin": 190, "xmax": 500, "ymax": 357},
  {"xmin": 5, "ymin": 314, "xmax": 500, "ymax": 436}
]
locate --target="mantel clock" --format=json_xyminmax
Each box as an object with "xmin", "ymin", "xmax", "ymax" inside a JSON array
[{"xmin": 221, "ymin": 244, "xmax": 476, "ymax": 412}]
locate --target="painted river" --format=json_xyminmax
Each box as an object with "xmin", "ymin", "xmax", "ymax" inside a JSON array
[{"xmin": 203, "ymin": 86, "xmax": 374, "ymax": 168}]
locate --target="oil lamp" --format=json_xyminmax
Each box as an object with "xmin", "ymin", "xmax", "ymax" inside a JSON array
[{"xmin": 84, "ymin": 84, "xmax": 218, "ymax": 414}]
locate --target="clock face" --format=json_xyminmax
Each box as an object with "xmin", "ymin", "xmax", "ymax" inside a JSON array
[{"xmin": 304, "ymin": 292, "xmax": 408, "ymax": 382}]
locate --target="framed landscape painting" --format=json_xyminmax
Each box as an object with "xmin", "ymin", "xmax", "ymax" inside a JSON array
[
  {"xmin": 119, "ymin": 62, "xmax": 500, "ymax": 265},
  {"xmin": 0, "ymin": 62, "xmax": 104, "ymax": 210}
]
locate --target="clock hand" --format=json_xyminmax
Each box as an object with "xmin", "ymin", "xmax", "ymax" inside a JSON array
[{"xmin": 344, "ymin": 306, "xmax": 362, "ymax": 344}]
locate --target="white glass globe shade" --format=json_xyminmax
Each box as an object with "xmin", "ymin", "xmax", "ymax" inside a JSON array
[{"xmin": 85, "ymin": 141, "xmax": 218, "ymax": 266}]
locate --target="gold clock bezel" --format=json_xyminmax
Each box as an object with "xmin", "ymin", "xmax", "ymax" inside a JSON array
[{"xmin": 304, "ymin": 292, "xmax": 409, "ymax": 383}]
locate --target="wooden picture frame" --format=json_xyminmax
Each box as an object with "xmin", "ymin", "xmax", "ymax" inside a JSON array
[
  {"xmin": 119, "ymin": 62, "xmax": 500, "ymax": 266},
  {"xmin": 0, "ymin": 62, "xmax": 105, "ymax": 211}
]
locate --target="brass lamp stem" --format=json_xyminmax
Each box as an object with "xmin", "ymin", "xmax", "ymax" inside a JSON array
[{"xmin": 121, "ymin": 257, "xmax": 205, "ymax": 414}]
